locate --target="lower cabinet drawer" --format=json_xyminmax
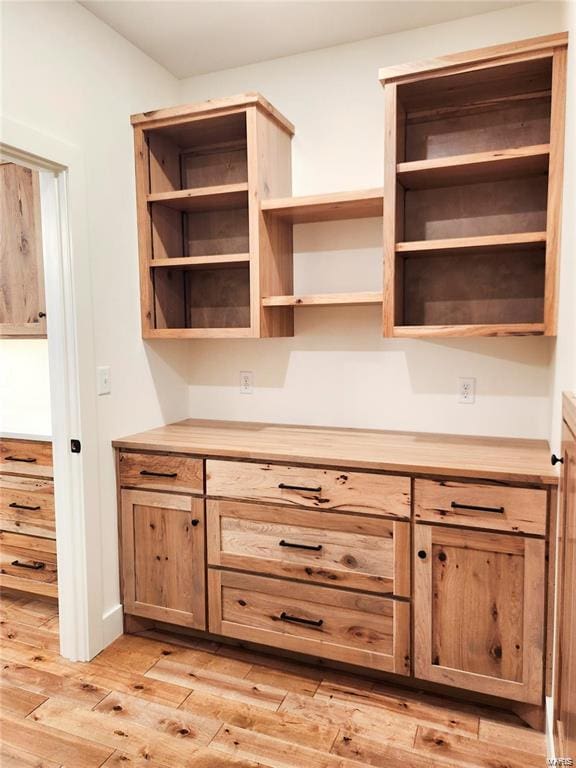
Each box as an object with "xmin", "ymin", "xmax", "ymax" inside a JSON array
[
  {"xmin": 119, "ymin": 451, "xmax": 204, "ymax": 494},
  {"xmin": 0, "ymin": 438, "xmax": 53, "ymax": 478},
  {"xmin": 0, "ymin": 531, "xmax": 58, "ymax": 597},
  {"xmin": 207, "ymin": 500, "xmax": 410, "ymax": 596},
  {"xmin": 208, "ymin": 570, "xmax": 410, "ymax": 674},
  {"xmin": 0, "ymin": 476, "xmax": 55, "ymax": 538}
]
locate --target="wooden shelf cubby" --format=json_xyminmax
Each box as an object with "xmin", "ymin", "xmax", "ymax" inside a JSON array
[
  {"xmin": 380, "ymin": 32, "xmax": 567, "ymax": 338},
  {"xmin": 131, "ymin": 93, "xmax": 294, "ymax": 338}
]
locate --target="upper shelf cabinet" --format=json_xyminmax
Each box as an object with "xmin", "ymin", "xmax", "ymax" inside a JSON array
[
  {"xmin": 131, "ymin": 93, "xmax": 294, "ymax": 339},
  {"xmin": 380, "ymin": 33, "xmax": 568, "ymax": 338}
]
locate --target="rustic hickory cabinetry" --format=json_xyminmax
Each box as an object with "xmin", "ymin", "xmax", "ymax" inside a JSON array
[
  {"xmin": 380, "ymin": 32, "xmax": 568, "ymax": 338},
  {"xmin": 0, "ymin": 437, "xmax": 57, "ymax": 597},
  {"xmin": 114, "ymin": 419, "xmax": 557, "ymax": 719}
]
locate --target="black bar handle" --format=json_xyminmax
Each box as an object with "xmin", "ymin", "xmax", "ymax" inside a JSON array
[
  {"xmin": 140, "ymin": 470, "xmax": 178, "ymax": 478},
  {"xmin": 451, "ymin": 501, "xmax": 504, "ymax": 514},
  {"xmin": 11, "ymin": 560, "xmax": 45, "ymax": 570},
  {"xmin": 278, "ymin": 483, "xmax": 321, "ymax": 493},
  {"xmin": 280, "ymin": 611, "xmax": 323, "ymax": 628},
  {"xmin": 279, "ymin": 539, "xmax": 322, "ymax": 552},
  {"xmin": 4, "ymin": 456, "xmax": 37, "ymax": 463},
  {"xmin": 9, "ymin": 502, "xmax": 41, "ymax": 511}
]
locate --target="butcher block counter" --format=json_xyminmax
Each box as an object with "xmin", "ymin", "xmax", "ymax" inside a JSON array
[{"xmin": 113, "ymin": 419, "xmax": 558, "ymax": 724}]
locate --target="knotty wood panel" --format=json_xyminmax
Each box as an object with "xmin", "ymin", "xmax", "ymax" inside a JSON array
[
  {"xmin": 414, "ymin": 478, "xmax": 547, "ymax": 535},
  {"xmin": 0, "ymin": 475, "xmax": 55, "ymax": 538},
  {"xmin": 0, "ymin": 531, "xmax": 57, "ymax": 597},
  {"xmin": 118, "ymin": 451, "xmax": 203, "ymax": 494},
  {"xmin": 414, "ymin": 525, "xmax": 545, "ymax": 703},
  {"xmin": 207, "ymin": 499, "xmax": 410, "ymax": 596},
  {"xmin": 0, "ymin": 438, "xmax": 53, "ymax": 479},
  {"xmin": 208, "ymin": 570, "xmax": 411, "ymax": 674},
  {"xmin": 206, "ymin": 459, "xmax": 411, "ymax": 518},
  {"xmin": 0, "ymin": 164, "xmax": 47, "ymax": 337},
  {"xmin": 121, "ymin": 490, "xmax": 205, "ymax": 629}
]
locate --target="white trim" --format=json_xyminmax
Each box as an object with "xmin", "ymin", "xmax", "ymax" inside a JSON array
[
  {"xmin": 102, "ymin": 603, "xmax": 124, "ymax": 647},
  {"xmin": 546, "ymin": 695, "xmax": 555, "ymax": 759},
  {"xmin": 1, "ymin": 115, "xmax": 106, "ymax": 661}
]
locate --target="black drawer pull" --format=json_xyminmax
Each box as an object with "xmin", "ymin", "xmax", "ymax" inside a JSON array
[
  {"xmin": 280, "ymin": 611, "xmax": 323, "ymax": 628},
  {"xmin": 4, "ymin": 456, "xmax": 37, "ymax": 463},
  {"xmin": 279, "ymin": 539, "xmax": 322, "ymax": 552},
  {"xmin": 551, "ymin": 454, "xmax": 564, "ymax": 466},
  {"xmin": 451, "ymin": 501, "xmax": 504, "ymax": 514},
  {"xmin": 278, "ymin": 483, "xmax": 321, "ymax": 493},
  {"xmin": 9, "ymin": 502, "xmax": 41, "ymax": 511},
  {"xmin": 11, "ymin": 560, "xmax": 45, "ymax": 570},
  {"xmin": 140, "ymin": 470, "xmax": 178, "ymax": 478}
]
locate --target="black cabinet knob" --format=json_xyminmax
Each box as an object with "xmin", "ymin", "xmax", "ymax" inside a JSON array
[
  {"xmin": 417, "ymin": 550, "xmax": 427, "ymax": 559},
  {"xmin": 191, "ymin": 519, "xmax": 200, "ymax": 527},
  {"xmin": 551, "ymin": 454, "xmax": 564, "ymax": 466}
]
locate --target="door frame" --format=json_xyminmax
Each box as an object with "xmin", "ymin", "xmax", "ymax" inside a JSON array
[{"xmin": 1, "ymin": 115, "xmax": 107, "ymax": 660}]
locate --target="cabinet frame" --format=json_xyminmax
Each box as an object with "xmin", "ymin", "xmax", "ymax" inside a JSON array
[
  {"xmin": 414, "ymin": 523, "xmax": 545, "ymax": 704},
  {"xmin": 121, "ymin": 489, "xmax": 206, "ymax": 628}
]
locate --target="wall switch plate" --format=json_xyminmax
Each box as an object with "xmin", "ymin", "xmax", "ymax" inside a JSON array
[
  {"xmin": 240, "ymin": 370, "xmax": 253, "ymax": 395},
  {"xmin": 97, "ymin": 366, "xmax": 111, "ymax": 396},
  {"xmin": 458, "ymin": 377, "xmax": 476, "ymax": 404}
]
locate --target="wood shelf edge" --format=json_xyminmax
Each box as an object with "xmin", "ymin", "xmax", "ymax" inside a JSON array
[
  {"xmin": 149, "ymin": 254, "xmax": 251, "ymax": 269},
  {"xmin": 396, "ymin": 232, "xmax": 547, "ymax": 255},
  {"xmin": 392, "ymin": 323, "xmax": 546, "ymax": 338},
  {"xmin": 261, "ymin": 188, "xmax": 384, "ymax": 223},
  {"xmin": 263, "ymin": 292, "xmax": 383, "ymax": 307}
]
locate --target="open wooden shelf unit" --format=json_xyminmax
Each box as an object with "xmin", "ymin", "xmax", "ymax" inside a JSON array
[
  {"xmin": 380, "ymin": 32, "xmax": 567, "ymax": 338},
  {"xmin": 131, "ymin": 93, "xmax": 294, "ymax": 338}
]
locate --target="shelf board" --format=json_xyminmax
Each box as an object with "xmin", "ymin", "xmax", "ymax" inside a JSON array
[
  {"xmin": 397, "ymin": 145, "xmax": 550, "ymax": 189},
  {"xmin": 147, "ymin": 183, "xmax": 249, "ymax": 212},
  {"xmin": 396, "ymin": 232, "xmax": 547, "ymax": 257},
  {"xmin": 149, "ymin": 254, "xmax": 250, "ymax": 270},
  {"xmin": 261, "ymin": 188, "xmax": 384, "ymax": 224},
  {"xmin": 263, "ymin": 292, "xmax": 383, "ymax": 307},
  {"xmin": 393, "ymin": 323, "xmax": 545, "ymax": 338},
  {"xmin": 144, "ymin": 327, "xmax": 254, "ymax": 339}
]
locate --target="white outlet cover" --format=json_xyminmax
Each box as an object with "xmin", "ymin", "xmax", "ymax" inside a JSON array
[
  {"xmin": 458, "ymin": 377, "xmax": 476, "ymax": 404},
  {"xmin": 240, "ymin": 370, "xmax": 253, "ymax": 395}
]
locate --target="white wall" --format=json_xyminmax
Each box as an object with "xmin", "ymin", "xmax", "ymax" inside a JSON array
[
  {"xmin": 0, "ymin": 1, "xmax": 185, "ymax": 627},
  {"xmin": 178, "ymin": 1, "xmax": 569, "ymax": 440},
  {"xmin": 0, "ymin": 339, "xmax": 51, "ymax": 436}
]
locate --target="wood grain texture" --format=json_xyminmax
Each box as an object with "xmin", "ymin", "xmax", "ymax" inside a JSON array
[
  {"xmin": 0, "ymin": 475, "xmax": 55, "ymax": 538},
  {"xmin": 261, "ymin": 188, "xmax": 383, "ymax": 223},
  {"xmin": 112, "ymin": 419, "xmax": 557, "ymax": 486},
  {"xmin": 414, "ymin": 525, "xmax": 545, "ymax": 704},
  {"xmin": 148, "ymin": 183, "xmax": 248, "ymax": 212},
  {"xmin": 208, "ymin": 570, "xmax": 410, "ymax": 675},
  {"xmin": 0, "ymin": 531, "xmax": 57, "ymax": 597},
  {"xmin": 118, "ymin": 451, "xmax": 204, "ymax": 494},
  {"xmin": 207, "ymin": 499, "xmax": 410, "ymax": 596},
  {"xmin": 262, "ymin": 292, "xmax": 382, "ymax": 307},
  {"xmin": 206, "ymin": 459, "xmax": 411, "ymax": 518},
  {"xmin": 0, "ymin": 438, "xmax": 53, "ymax": 479},
  {"xmin": 414, "ymin": 478, "xmax": 547, "ymax": 535},
  {"xmin": 0, "ymin": 164, "xmax": 46, "ymax": 337}
]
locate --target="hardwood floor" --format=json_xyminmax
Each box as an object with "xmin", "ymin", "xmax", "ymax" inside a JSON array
[{"xmin": 0, "ymin": 588, "xmax": 548, "ymax": 767}]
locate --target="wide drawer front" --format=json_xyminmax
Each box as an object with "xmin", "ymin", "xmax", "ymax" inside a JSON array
[
  {"xmin": 414, "ymin": 479, "xmax": 547, "ymax": 535},
  {"xmin": 0, "ymin": 531, "xmax": 58, "ymax": 597},
  {"xmin": 207, "ymin": 500, "xmax": 410, "ymax": 596},
  {"xmin": 0, "ymin": 439, "xmax": 53, "ymax": 478},
  {"xmin": 206, "ymin": 460, "xmax": 410, "ymax": 519},
  {"xmin": 118, "ymin": 451, "xmax": 204, "ymax": 494},
  {"xmin": 209, "ymin": 570, "xmax": 410, "ymax": 674},
  {"xmin": 0, "ymin": 476, "xmax": 55, "ymax": 538}
]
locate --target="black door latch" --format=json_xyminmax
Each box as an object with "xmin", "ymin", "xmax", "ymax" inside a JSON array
[{"xmin": 71, "ymin": 439, "xmax": 81, "ymax": 454}]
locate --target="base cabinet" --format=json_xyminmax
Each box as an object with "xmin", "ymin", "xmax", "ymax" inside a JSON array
[
  {"xmin": 414, "ymin": 524, "xmax": 546, "ymax": 704},
  {"xmin": 120, "ymin": 489, "xmax": 206, "ymax": 629}
]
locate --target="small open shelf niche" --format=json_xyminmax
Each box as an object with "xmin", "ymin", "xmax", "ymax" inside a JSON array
[
  {"xmin": 261, "ymin": 188, "xmax": 384, "ymax": 309},
  {"xmin": 131, "ymin": 94, "xmax": 294, "ymax": 338},
  {"xmin": 380, "ymin": 32, "xmax": 567, "ymax": 338}
]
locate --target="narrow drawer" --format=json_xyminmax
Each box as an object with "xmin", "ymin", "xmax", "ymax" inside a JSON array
[
  {"xmin": 206, "ymin": 460, "xmax": 410, "ymax": 519},
  {"xmin": 0, "ymin": 438, "xmax": 53, "ymax": 478},
  {"xmin": 209, "ymin": 570, "xmax": 410, "ymax": 674},
  {"xmin": 207, "ymin": 500, "xmax": 410, "ymax": 596},
  {"xmin": 118, "ymin": 451, "xmax": 203, "ymax": 494},
  {"xmin": 414, "ymin": 479, "xmax": 547, "ymax": 535},
  {"xmin": 0, "ymin": 476, "xmax": 55, "ymax": 539},
  {"xmin": 0, "ymin": 531, "xmax": 58, "ymax": 598}
]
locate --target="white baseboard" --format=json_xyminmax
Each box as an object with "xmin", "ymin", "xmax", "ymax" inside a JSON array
[
  {"xmin": 546, "ymin": 695, "xmax": 555, "ymax": 760},
  {"xmin": 101, "ymin": 603, "xmax": 124, "ymax": 648}
]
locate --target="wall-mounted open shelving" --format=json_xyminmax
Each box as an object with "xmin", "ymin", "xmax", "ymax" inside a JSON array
[{"xmin": 380, "ymin": 32, "xmax": 567, "ymax": 338}]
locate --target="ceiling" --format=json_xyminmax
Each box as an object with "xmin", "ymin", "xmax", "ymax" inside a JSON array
[{"xmin": 80, "ymin": 1, "xmax": 525, "ymax": 79}]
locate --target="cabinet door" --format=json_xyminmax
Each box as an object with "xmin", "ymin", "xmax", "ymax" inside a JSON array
[
  {"xmin": 414, "ymin": 524, "xmax": 545, "ymax": 704},
  {"xmin": 0, "ymin": 164, "xmax": 47, "ymax": 337},
  {"xmin": 121, "ymin": 489, "xmax": 205, "ymax": 628}
]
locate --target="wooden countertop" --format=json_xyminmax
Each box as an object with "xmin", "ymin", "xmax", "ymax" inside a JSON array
[{"xmin": 113, "ymin": 419, "xmax": 557, "ymax": 486}]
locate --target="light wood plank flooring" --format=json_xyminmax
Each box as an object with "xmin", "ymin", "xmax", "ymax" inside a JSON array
[{"xmin": 0, "ymin": 588, "xmax": 547, "ymax": 767}]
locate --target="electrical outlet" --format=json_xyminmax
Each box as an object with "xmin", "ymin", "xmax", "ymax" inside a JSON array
[
  {"xmin": 240, "ymin": 370, "xmax": 253, "ymax": 395},
  {"xmin": 458, "ymin": 377, "xmax": 476, "ymax": 404},
  {"xmin": 97, "ymin": 366, "xmax": 112, "ymax": 396}
]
